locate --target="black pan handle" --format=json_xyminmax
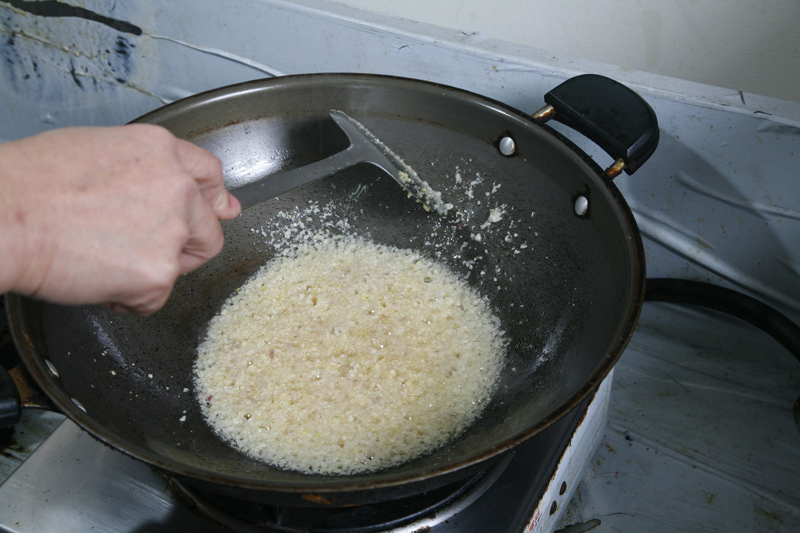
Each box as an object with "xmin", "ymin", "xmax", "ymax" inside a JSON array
[
  {"xmin": 645, "ymin": 278, "xmax": 800, "ymax": 361},
  {"xmin": 533, "ymin": 74, "xmax": 659, "ymax": 179},
  {"xmin": 645, "ymin": 278, "xmax": 800, "ymax": 433}
]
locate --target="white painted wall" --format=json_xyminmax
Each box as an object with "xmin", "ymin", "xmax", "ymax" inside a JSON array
[{"xmin": 333, "ymin": 0, "xmax": 800, "ymax": 103}]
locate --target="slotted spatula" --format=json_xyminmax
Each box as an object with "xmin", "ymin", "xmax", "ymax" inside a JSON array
[{"xmin": 230, "ymin": 110, "xmax": 449, "ymax": 214}]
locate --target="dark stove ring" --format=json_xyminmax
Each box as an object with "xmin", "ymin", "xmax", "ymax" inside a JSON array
[{"xmin": 166, "ymin": 451, "xmax": 514, "ymax": 533}]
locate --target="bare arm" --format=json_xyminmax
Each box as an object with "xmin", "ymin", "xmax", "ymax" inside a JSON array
[{"xmin": 0, "ymin": 124, "xmax": 241, "ymax": 315}]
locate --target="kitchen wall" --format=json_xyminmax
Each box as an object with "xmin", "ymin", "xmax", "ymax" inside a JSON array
[
  {"xmin": 1, "ymin": 0, "xmax": 797, "ymax": 144},
  {"xmin": 334, "ymin": 0, "xmax": 800, "ymax": 103}
]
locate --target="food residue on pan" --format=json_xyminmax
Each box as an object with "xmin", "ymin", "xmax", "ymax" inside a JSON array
[
  {"xmin": 194, "ymin": 235, "xmax": 506, "ymax": 475},
  {"xmin": 337, "ymin": 110, "xmax": 453, "ymax": 216}
]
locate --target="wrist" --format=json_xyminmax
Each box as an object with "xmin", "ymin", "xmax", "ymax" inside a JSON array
[
  {"xmin": 0, "ymin": 140, "xmax": 46, "ymax": 296},
  {"xmin": 0, "ymin": 212, "xmax": 30, "ymax": 297}
]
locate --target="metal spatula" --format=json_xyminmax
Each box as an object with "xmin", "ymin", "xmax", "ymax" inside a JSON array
[{"xmin": 230, "ymin": 110, "xmax": 450, "ymax": 214}]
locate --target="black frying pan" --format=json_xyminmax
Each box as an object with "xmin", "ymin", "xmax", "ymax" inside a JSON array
[{"xmin": 3, "ymin": 73, "xmax": 658, "ymax": 505}]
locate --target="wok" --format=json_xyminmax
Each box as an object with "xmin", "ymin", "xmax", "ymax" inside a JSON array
[{"xmin": 2, "ymin": 73, "xmax": 657, "ymax": 506}]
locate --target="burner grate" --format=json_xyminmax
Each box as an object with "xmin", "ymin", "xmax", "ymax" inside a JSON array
[{"xmin": 167, "ymin": 456, "xmax": 511, "ymax": 533}]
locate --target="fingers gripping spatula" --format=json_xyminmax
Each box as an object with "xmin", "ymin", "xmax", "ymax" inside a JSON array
[{"xmin": 230, "ymin": 110, "xmax": 450, "ymax": 215}]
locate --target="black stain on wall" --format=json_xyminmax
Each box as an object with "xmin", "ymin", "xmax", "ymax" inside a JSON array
[
  {"xmin": 4, "ymin": 0, "xmax": 142, "ymax": 35},
  {"xmin": 110, "ymin": 36, "xmax": 135, "ymax": 84},
  {"xmin": 2, "ymin": 31, "xmax": 22, "ymax": 84},
  {"xmin": 0, "ymin": 0, "xmax": 145, "ymax": 104},
  {"xmin": 1, "ymin": 3, "xmax": 140, "ymax": 92},
  {"xmin": 115, "ymin": 36, "xmax": 129, "ymax": 57}
]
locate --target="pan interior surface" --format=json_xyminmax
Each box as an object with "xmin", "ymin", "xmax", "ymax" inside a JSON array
[{"xmin": 14, "ymin": 75, "xmax": 642, "ymax": 492}]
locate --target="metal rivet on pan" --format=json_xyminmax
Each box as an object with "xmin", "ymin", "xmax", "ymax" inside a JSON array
[
  {"xmin": 45, "ymin": 359, "xmax": 59, "ymax": 378},
  {"xmin": 71, "ymin": 398, "xmax": 87, "ymax": 413},
  {"xmin": 498, "ymin": 136, "xmax": 516, "ymax": 156},
  {"xmin": 574, "ymin": 195, "xmax": 589, "ymax": 216}
]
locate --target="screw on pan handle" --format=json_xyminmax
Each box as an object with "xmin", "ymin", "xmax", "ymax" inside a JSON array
[{"xmin": 533, "ymin": 74, "xmax": 659, "ymax": 179}]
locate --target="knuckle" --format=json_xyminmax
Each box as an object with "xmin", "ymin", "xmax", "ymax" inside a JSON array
[
  {"xmin": 176, "ymin": 177, "xmax": 200, "ymax": 204},
  {"xmin": 160, "ymin": 173, "xmax": 201, "ymax": 210},
  {"xmin": 139, "ymin": 254, "xmax": 181, "ymax": 292},
  {"xmin": 205, "ymin": 232, "xmax": 225, "ymax": 259},
  {"xmin": 208, "ymin": 154, "xmax": 223, "ymax": 176}
]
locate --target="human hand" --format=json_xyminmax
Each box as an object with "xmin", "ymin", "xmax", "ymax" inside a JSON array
[{"xmin": 0, "ymin": 124, "xmax": 241, "ymax": 315}]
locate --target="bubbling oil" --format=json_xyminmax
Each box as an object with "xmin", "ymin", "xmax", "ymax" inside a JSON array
[{"xmin": 194, "ymin": 235, "xmax": 506, "ymax": 475}]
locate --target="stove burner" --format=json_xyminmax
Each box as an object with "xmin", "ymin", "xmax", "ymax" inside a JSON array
[{"xmin": 168, "ymin": 454, "xmax": 513, "ymax": 532}]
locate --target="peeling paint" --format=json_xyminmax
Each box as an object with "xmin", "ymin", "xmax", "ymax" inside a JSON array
[
  {"xmin": 0, "ymin": 1, "xmax": 295, "ymax": 136},
  {"xmin": 2, "ymin": 0, "xmax": 142, "ymax": 35},
  {"xmin": 0, "ymin": 17, "xmax": 139, "ymax": 90},
  {"xmin": 0, "ymin": 1, "xmax": 168, "ymax": 134}
]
